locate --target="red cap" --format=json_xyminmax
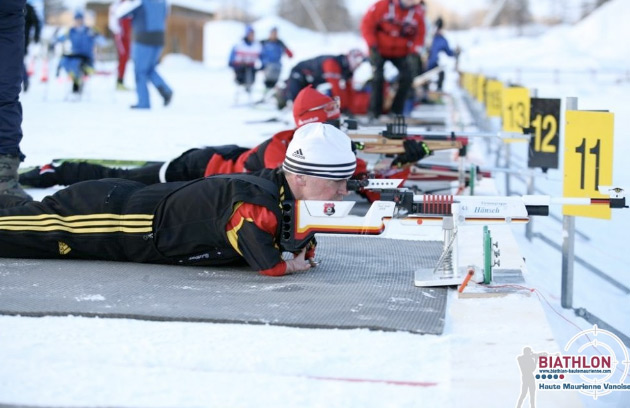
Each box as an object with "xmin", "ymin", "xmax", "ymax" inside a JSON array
[{"xmin": 293, "ymin": 85, "xmax": 341, "ymax": 127}]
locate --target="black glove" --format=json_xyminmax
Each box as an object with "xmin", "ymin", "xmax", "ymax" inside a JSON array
[{"xmin": 391, "ymin": 140, "xmax": 431, "ymax": 167}]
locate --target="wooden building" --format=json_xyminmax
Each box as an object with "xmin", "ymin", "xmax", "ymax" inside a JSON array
[{"xmin": 85, "ymin": 0, "xmax": 217, "ymax": 61}]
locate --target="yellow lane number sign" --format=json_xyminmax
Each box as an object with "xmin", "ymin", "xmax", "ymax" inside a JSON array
[
  {"xmin": 502, "ymin": 87, "xmax": 530, "ymax": 135},
  {"xmin": 563, "ymin": 110, "xmax": 614, "ymax": 219}
]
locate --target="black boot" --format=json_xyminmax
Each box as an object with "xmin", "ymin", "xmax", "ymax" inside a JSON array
[
  {"xmin": 18, "ymin": 163, "xmax": 59, "ymax": 188},
  {"xmin": 0, "ymin": 154, "xmax": 32, "ymax": 199}
]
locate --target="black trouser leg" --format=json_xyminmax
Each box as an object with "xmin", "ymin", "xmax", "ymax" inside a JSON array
[
  {"xmin": 436, "ymin": 71, "xmax": 445, "ymax": 91},
  {"xmin": 56, "ymin": 146, "xmax": 245, "ymax": 186},
  {"xmin": 406, "ymin": 54, "xmax": 422, "ymax": 100},
  {"xmin": 369, "ymin": 57, "xmax": 385, "ymax": 117},
  {"xmin": 164, "ymin": 148, "xmax": 217, "ymax": 181},
  {"xmin": 56, "ymin": 162, "xmax": 163, "ymax": 185},
  {"xmin": 390, "ymin": 57, "xmax": 411, "ymax": 115},
  {"xmin": 0, "ymin": 179, "xmax": 149, "ymax": 260}
]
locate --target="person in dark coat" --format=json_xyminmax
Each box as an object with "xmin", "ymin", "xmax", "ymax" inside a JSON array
[
  {"xmin": 22, "ymin": 1, "xmax": 41, "ymax": 92},
  {"xmin": 0, "ymin": 0, "xmax": 30, "ymax": 199},
  {"xmin": 0, "ymin": 123, "xmax": 356, "ymax": 276},
  {"xmin": 277, "ymin": 49, "xmax": 365, "ymax": 113}
]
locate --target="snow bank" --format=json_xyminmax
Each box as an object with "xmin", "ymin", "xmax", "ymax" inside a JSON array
[{"xmin": 458, "ymin": 0, "xmax": 630, "ymax": 73}]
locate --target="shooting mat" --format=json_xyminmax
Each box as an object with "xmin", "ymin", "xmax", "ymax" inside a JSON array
[{"xmin": 0, "ymin": 236, "xmax": 447, "ymax": 334}]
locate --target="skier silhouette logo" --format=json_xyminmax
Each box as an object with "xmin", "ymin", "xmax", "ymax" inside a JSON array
[{"xmin": 516, "ymin": 347, "xmax": 546, "ymax": 408}]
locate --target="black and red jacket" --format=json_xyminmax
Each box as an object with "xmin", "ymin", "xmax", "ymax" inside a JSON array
[
  {"xmin": 289, "ymin": 55, "xmax": 355, "ymax": 111},
  {"xmin": 204, "ymin": 129, "xmax": 368, "ymax": 179},
  {"xmin": 152, "ymin": 168, "xmax": 300, "ymax": 276}
]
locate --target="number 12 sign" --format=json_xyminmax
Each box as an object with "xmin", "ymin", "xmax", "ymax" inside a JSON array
[
  {"xmin": 563, "ymin": 110, "xmax": 614, "ymax": 219},
  {"xmin": 528, "ymin": 98, "xmax": 560, "ymax": 170}
]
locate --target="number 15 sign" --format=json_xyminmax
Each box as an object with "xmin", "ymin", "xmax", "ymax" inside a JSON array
[{"xmin": 563, "ymin": 110, "xmax": 614, "ymax": 219}]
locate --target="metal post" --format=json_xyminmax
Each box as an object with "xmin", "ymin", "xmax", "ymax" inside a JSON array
[
  {"xmin": 525, "ymin": 174, "xmax": 535, "ymax": 240},
  {"xmin": 561, "ymin": 97, "xmax": 578, "ymax": 309},
  {"xmin": 526, "ymin": 88, "xmax": 538, "ymax": 240},
  {"xmin": 458, "ymin": 155, "xmax": 465, "ymax": 191},
  {"xmin": 505, "ymin": 143, "xmax": 511, "ymax": 195}
]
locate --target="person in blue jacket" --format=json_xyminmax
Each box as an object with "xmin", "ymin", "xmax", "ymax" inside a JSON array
[
  {"xmin": 0, "ymin": 0, "xmax": 30, "ymax": 199},
  {"xmin": 116, "ymin": 0, "xmax": 173, "ymax": 109},
  {"xmin": 57, "ymin": 11, "xmax": 101, "ymax": 94},
  {"xmin": 426, "ymin": 17, "xmax": 460, "ymax": 91},
  {"xmin": 259, "ymin": 27, "xmax": 293, "ymax": 92}
]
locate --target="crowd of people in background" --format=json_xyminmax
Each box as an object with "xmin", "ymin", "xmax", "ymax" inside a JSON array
[
  {"xmin": 21, "ymin": 0, "xmax": 172, "ymax": 108},
  {"xmin": 223, "ymin": 0, "xmax": 460, "ymax": 120},
  {"xmin": 228, "ymin": 24, "xmax": 293, "ymax": 102},
  {"xmin": 18, "ymin": 0, "xmax": 460, "ymax": 116}
]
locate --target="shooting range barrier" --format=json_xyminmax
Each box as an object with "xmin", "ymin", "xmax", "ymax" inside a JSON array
[
  {"xmin": 0, "ymin": 236, "xmax": 447, "ymax": 335},
  {"xmin": 460, "ymin": 70, "xmax": 629, "ymax": 346}
]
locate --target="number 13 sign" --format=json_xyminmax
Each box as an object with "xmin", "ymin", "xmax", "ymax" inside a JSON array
[{"xmin": 563, "ymin": 110, "xmax": 614, "ymax": 219}]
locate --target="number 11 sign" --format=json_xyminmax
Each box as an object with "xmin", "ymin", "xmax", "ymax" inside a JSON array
[{"xmin": 563, "ymin": 110, "xmax": 614, "ymax": 219}]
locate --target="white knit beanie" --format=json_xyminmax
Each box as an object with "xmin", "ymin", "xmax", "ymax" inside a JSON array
[{"xmin": 283, "ymin": 123, "xmax": 356, "ymax": 179}]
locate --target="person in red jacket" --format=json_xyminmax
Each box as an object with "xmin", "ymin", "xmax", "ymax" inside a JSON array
[
  {"xmin": 19, "ymin": 86, "xmax": 350, "ymax": 188},
  {"xmin": 361, "ymin": 0, "xmax": 425, "ymax": 119},
  {"xmin": 19, "ymin": 86, "xmax": 428, "ymax": 189}
]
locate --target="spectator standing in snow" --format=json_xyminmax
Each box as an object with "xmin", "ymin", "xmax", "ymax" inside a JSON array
[
  {"xmin": 0, "ymin": 0, "xmax": 30, "ymax": 199},
  {"xmin": 57, "ymin": 11, "xmax": 102, "ymax": 95},
  {"xmin": 361, "ymin": 0, "xmax": 426, "ymax": 119},
  {"xmin": 276, "ymin": 49, "xmax": 366, "ymax": 113},
  {"xmin": 228, "ymin": 25, "xmax": 262, "ymax": 95},
  {"xmin": 426, "ymin": 17, "xmax": 460, "ymax": 92},
  {"xmin": 0, "ymin": 123, "xmax": 356, "ymax": 277},
  {"xmin": 109, "ymin": 0, "xmax": 133, "ymax": 91},
  {"xmin": 259, "ymin": 27, "xmax": 292, "ymax": 98},
  {"xmin": 22, "ymin": 1, "xmax": 41, "ymax": 92},
  {"xmin": 116, "ymin": 0, "xmax": 173, "ymax": 109}
]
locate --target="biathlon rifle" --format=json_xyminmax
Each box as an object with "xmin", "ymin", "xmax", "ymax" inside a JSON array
[
  {"xmin": 280, "ymin": 180, "xmax": 627, "ymax": 252},
  {"xmin": 345, "ymin": 116, "xmax": 468, "ymax": 155},
  {"xmin": 343, "ymin": 115, "xmax": 529, "ymax": 155}
]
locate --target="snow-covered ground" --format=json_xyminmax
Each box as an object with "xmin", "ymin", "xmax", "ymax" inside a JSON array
[{"xmin": 1, "ymin": 1, "xmax": 629, "ymax": 407}]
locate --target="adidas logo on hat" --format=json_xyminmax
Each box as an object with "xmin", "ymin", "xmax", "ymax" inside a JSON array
[{"xmin": 292, "ymin": 148, "xmax": 305, "ymax": 160}]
